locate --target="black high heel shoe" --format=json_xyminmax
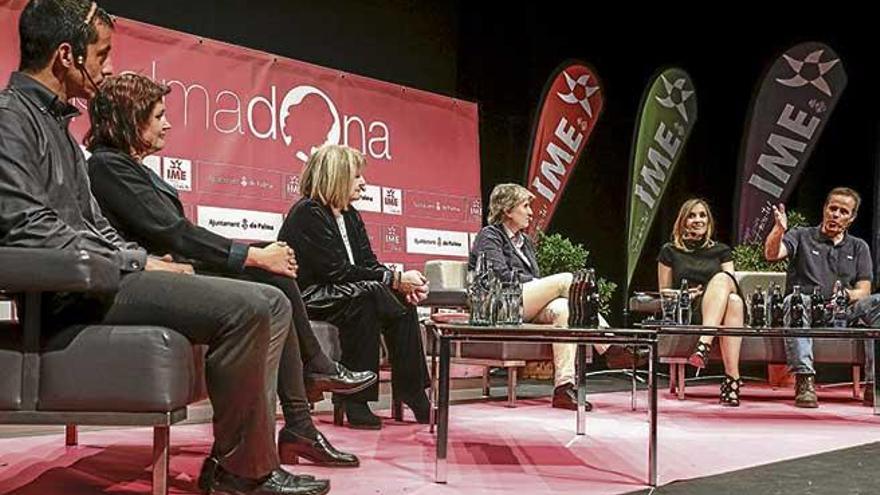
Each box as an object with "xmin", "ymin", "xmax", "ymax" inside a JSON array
[
  {"xmin": 688, "ymin": 341, "xmax": 712, "ymax": 369},
  {"xmin": 278, "ymin": 428, "xmax": 360, "ymax": 467},
  {"xmin": 342, "ymin": 400, "xmax": 382, "ymax": 430},
  {"xmin": 720, "ymin": 375, "xmax": 743, "ymax": 407}
]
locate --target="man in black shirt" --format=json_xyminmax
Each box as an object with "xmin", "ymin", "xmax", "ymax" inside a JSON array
[
  {"xmin": 0, "ymin": 1, "xmax": 328, "ymax": 493},
  {"xmin": 765, "ymin": 187, "xmax": 879, "ymax": 409}
]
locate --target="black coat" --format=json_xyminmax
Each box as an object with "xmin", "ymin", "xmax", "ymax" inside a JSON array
[
  {"xmin": 278, "ymin": 197, "xmax": 391, "ymax": 292},
  {"xmin": 468, "ymin": 223, "xmax": 540, "ymax": 283},
  {"xmin": 87, "ymin": 146, "xmax": 250, "ymax": 273}
]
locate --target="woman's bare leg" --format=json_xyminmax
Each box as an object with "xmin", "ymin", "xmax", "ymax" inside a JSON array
[{"xmin": 719, "ymin": 294, "xmax": 744, "ymax": 379}]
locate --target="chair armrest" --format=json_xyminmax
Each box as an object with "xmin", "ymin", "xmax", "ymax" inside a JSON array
[{"xmin": 0, "ymin": 248, "xmax": 119, "ymax": 293}]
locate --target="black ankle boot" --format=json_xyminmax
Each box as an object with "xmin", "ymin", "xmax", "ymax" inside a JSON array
[
  {"xmin": 343, "ymin": 400, "xmax": 382, "ymax": 430},
  {"xmin": 403, "ymin": 392, "xmax": 430, "ymax": 424}
]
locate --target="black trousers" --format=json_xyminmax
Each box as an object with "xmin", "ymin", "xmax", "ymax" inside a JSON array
[
  {"xmin": 86, "ymin": 271, "xmax": 290, "ymax": 479},
  {"xmin": 235, "ymin": 269, "xmax": 336, "ymax": 427},
  {"xmin": 302, "ymin": 280, "xmax": 429, "ymax": 402}
]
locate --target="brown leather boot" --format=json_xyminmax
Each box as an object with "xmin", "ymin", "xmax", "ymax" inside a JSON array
[{"xmin": 794, "ymin": 374, "xmax": 818, "ymax": 408}]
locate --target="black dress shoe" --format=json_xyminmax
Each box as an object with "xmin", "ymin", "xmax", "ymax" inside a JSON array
[
  {"xmin": 306, "ymin": 362, "xmax": 377, "ymax": 398},
  {"xmin": 279, "ymin": 428, "xmax": 360, "ymax": 467},
  {"xmin": 342, "ymin": 400, "xmax": 382, "ymax": 429},
  {"xmin": 198, "ymin": 457, "xmax": 329, "ymax": 495},
  {"xmin": 551, "ymin": 383, "xmax": 592, "ymax": 411}
]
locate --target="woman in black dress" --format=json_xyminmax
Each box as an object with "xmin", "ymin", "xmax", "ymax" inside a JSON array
[
  {"xmin": 657, "ymin": 199, "xmax": 745, "ymax": 406},
  {"xmin": 279, "ymin": 144, "xmax": 431, "ymax": 429}
]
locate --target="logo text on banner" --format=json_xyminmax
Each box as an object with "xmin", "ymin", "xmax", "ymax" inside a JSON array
[
  {"xmin": 735, "ymin": 42, "xmax": 846, "ymax": 244},
  {"xmin": 626, "ymin": 68, "xmax": 698, "ymax": 285},
  {"xmin": 405, "ymin": 227, "xmax": 470, "ymax": 257},
  {"xmin": 524, "ymin": 61, "xmax": 604, "ymax": 236},
  {"xmin": 197, "ymin": 206, "xmax": 284, "ymax": 242}
]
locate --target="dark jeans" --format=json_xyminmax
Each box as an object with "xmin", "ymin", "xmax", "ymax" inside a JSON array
[
  {"xmin": 98, "ymin": 271, "xmax": 290, "ymax": 479},
  {"xmin": 302, "ymin": 280, "xmax": 430, "ymax": 403}
]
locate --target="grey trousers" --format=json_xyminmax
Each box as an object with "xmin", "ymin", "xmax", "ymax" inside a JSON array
[{"xmin": 101, "ymin": 271, "xmax": 291, "ymax": 479}]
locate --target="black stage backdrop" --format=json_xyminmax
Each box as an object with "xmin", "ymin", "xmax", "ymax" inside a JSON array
[{"xmin": 99, "ymin": 1, "xmax": 878, "ymax": 320}]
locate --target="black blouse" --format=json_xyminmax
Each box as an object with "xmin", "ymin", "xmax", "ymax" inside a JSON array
[{"xmin": 657, "ymin": 240, "xmax": 732, "ymax": 289}]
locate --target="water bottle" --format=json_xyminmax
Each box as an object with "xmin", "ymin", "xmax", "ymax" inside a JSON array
[
  {"xmin": 678, "ymin": 279, "xmax": 692, "ymax": 325},
  {"xmin": 789, "ymin": 285, "xmax": 805, "ymax": 328},
  {"xmin": 810, "ymin": 286, "xmax": 827, "ymax": 328},
  {"xmin": 568, "ymin": 270, "xmax": 584, "ymax": 327},
  {"xmin": 749, "ymin": 285, "xmax": 766, "ymax": 328},
  {"xmin": 832, "ymin": 280, "xmax": 848, "ymax": 328},
  {"xmin": 769, "ymin": 284, "xmax": 785, "ymax": 327},
  {"xmin": 583, "ymin": 268, "xmax": 599, "ymax": 328},
  {"xmin": 503, "ymin": 270, "xmax": 523, "ymax": 325},
  {"xmin": 468, "ymin": 253, "xmax": 492, "ymax": 325}
]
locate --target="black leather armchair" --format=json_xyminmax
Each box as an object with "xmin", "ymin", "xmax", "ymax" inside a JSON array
[{"xmin": 0, "ymin": 248, "xmax": 207, "ymax": 495}]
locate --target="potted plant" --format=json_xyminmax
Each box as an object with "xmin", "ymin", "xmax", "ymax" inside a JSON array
[{"xmin": 535, "ymin": 231, "xmax": 617, "ymax": 317}]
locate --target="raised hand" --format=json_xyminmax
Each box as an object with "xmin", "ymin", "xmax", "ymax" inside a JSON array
[{"xmin": 771, "ymin": 203, "xmax": 788, "ymax": 231}]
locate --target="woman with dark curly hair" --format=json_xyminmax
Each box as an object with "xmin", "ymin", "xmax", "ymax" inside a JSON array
[{"xmin": 86, "ymin": 72, "xmax": 373, "ymax": 466}]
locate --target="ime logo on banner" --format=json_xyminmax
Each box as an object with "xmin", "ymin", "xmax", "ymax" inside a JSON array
[
  {"xmin": 382, "ymin": 187, "xmax": 402, "ymax": 215},
  {"xmin": 163, "ymin": 157, "xmax": 192, "ymax": 191}
]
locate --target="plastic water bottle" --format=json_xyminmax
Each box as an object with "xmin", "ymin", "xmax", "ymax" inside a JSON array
[
  {"xmin": 749, "ymin": 285, "xmax": 766, "ymax": 328},
  {"xmin": 810, "ymin": 286, "xmax": 827, "ymax": 328},
  {"xmin": 789, "ymin": 285, "xmax": 805, "ymax": 328},
  {"xmin": 832, "ymin": 280, "xmax": 848, "ymax": 328},
  {"xmin": 678, "ymin": 279, "xmax": 692, "ymax": 325},
  {"xmin": 769, "ymin": 284, "xmax": 785, "ymax": 327}
]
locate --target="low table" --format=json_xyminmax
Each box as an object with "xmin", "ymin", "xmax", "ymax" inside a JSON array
[
  {"xmin": 640, "ymin": 323, "xmax": 880, "ymax": 413},
  {"xmin": 424, "ymin": 321, "xmax": 659, "ymax": 486}
]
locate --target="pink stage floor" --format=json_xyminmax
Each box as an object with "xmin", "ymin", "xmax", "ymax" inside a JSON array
[{"xmin": 1, "ymin": 384, "xmax": 879, "ymax": 494}]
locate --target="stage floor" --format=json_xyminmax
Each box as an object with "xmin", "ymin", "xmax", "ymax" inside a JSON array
[{"xmin": 1, "ymin": 383, "xmax": 878, "ymax": 494}]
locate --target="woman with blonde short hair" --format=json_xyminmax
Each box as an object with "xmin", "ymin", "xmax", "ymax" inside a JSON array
[
  {"xmin": 469, "ymin": 183, "xmax": 638, "ymax": 411},
  {"xmin": 279, "ymin": 144, "xmax": 431, "ymax": 429}
]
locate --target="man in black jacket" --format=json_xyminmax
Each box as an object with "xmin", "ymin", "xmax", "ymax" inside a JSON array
[{"xmin": 0, "ymin": 2, "xmax": 327, "ymax": 494}]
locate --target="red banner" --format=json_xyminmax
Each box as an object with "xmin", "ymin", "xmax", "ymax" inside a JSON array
[
  {"xmin": 525, "ymin": 61, "xmax": 604, "ymax": 236},
  {"xmin": 0, "ymin": 2, "xmax": 481, "ymax": 269}
]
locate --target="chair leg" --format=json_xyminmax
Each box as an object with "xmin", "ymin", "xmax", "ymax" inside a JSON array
[
  {"xmin": 392, "ymin": 401, "xmax": 403, "ymax": 421},
  {"xmin": 506, "ymin": 366, "xmax": 517, "ymax": 408},
  {"xmin": 65, "ymin": 424, "xmax": 78, "ymax": 446},
  {"xmin": 631, "ymin": 358, "xmax": 637, "ymax": 411},
  {"xmin": 333, "ymin": 403, "xmax": 344, "ymax": 426},
  {"xmin": 677, "ymin": 363, "xmax": 686, "ymax": 400},
  {"xmin": 669, "ymin": 363, "xmax": 678, "ymax": 394},
  {"xmin": 152, "ymin": 426, "xmax": 169, "ymax": 495},
  {"xmin": 482, "ymin": 366, "xmax": 491, "ymax": 397},
  {"xmin": 853, "ymin": 365, "xmax": 862, "ymax": 399}
]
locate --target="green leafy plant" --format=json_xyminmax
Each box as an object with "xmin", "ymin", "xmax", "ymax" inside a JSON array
[
  {"xmin": 731, "ymin": 210, "xmax": 808, "ymax": 272},
  {"xmin": 535, "ymin": 231, "xmax": 617, "ymax": 316}
]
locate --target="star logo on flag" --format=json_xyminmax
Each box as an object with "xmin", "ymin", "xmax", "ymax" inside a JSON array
[
  {"xmin": 655, "ymin": 75, "xmax": 693, "ymax": 122},
  {"xmin": 775, "ymin": 49, "xmax": 839, "ymax": 97},
  {"xmin": 557, "ymin": 71, "xmax": 599, "ymax": 118}
]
